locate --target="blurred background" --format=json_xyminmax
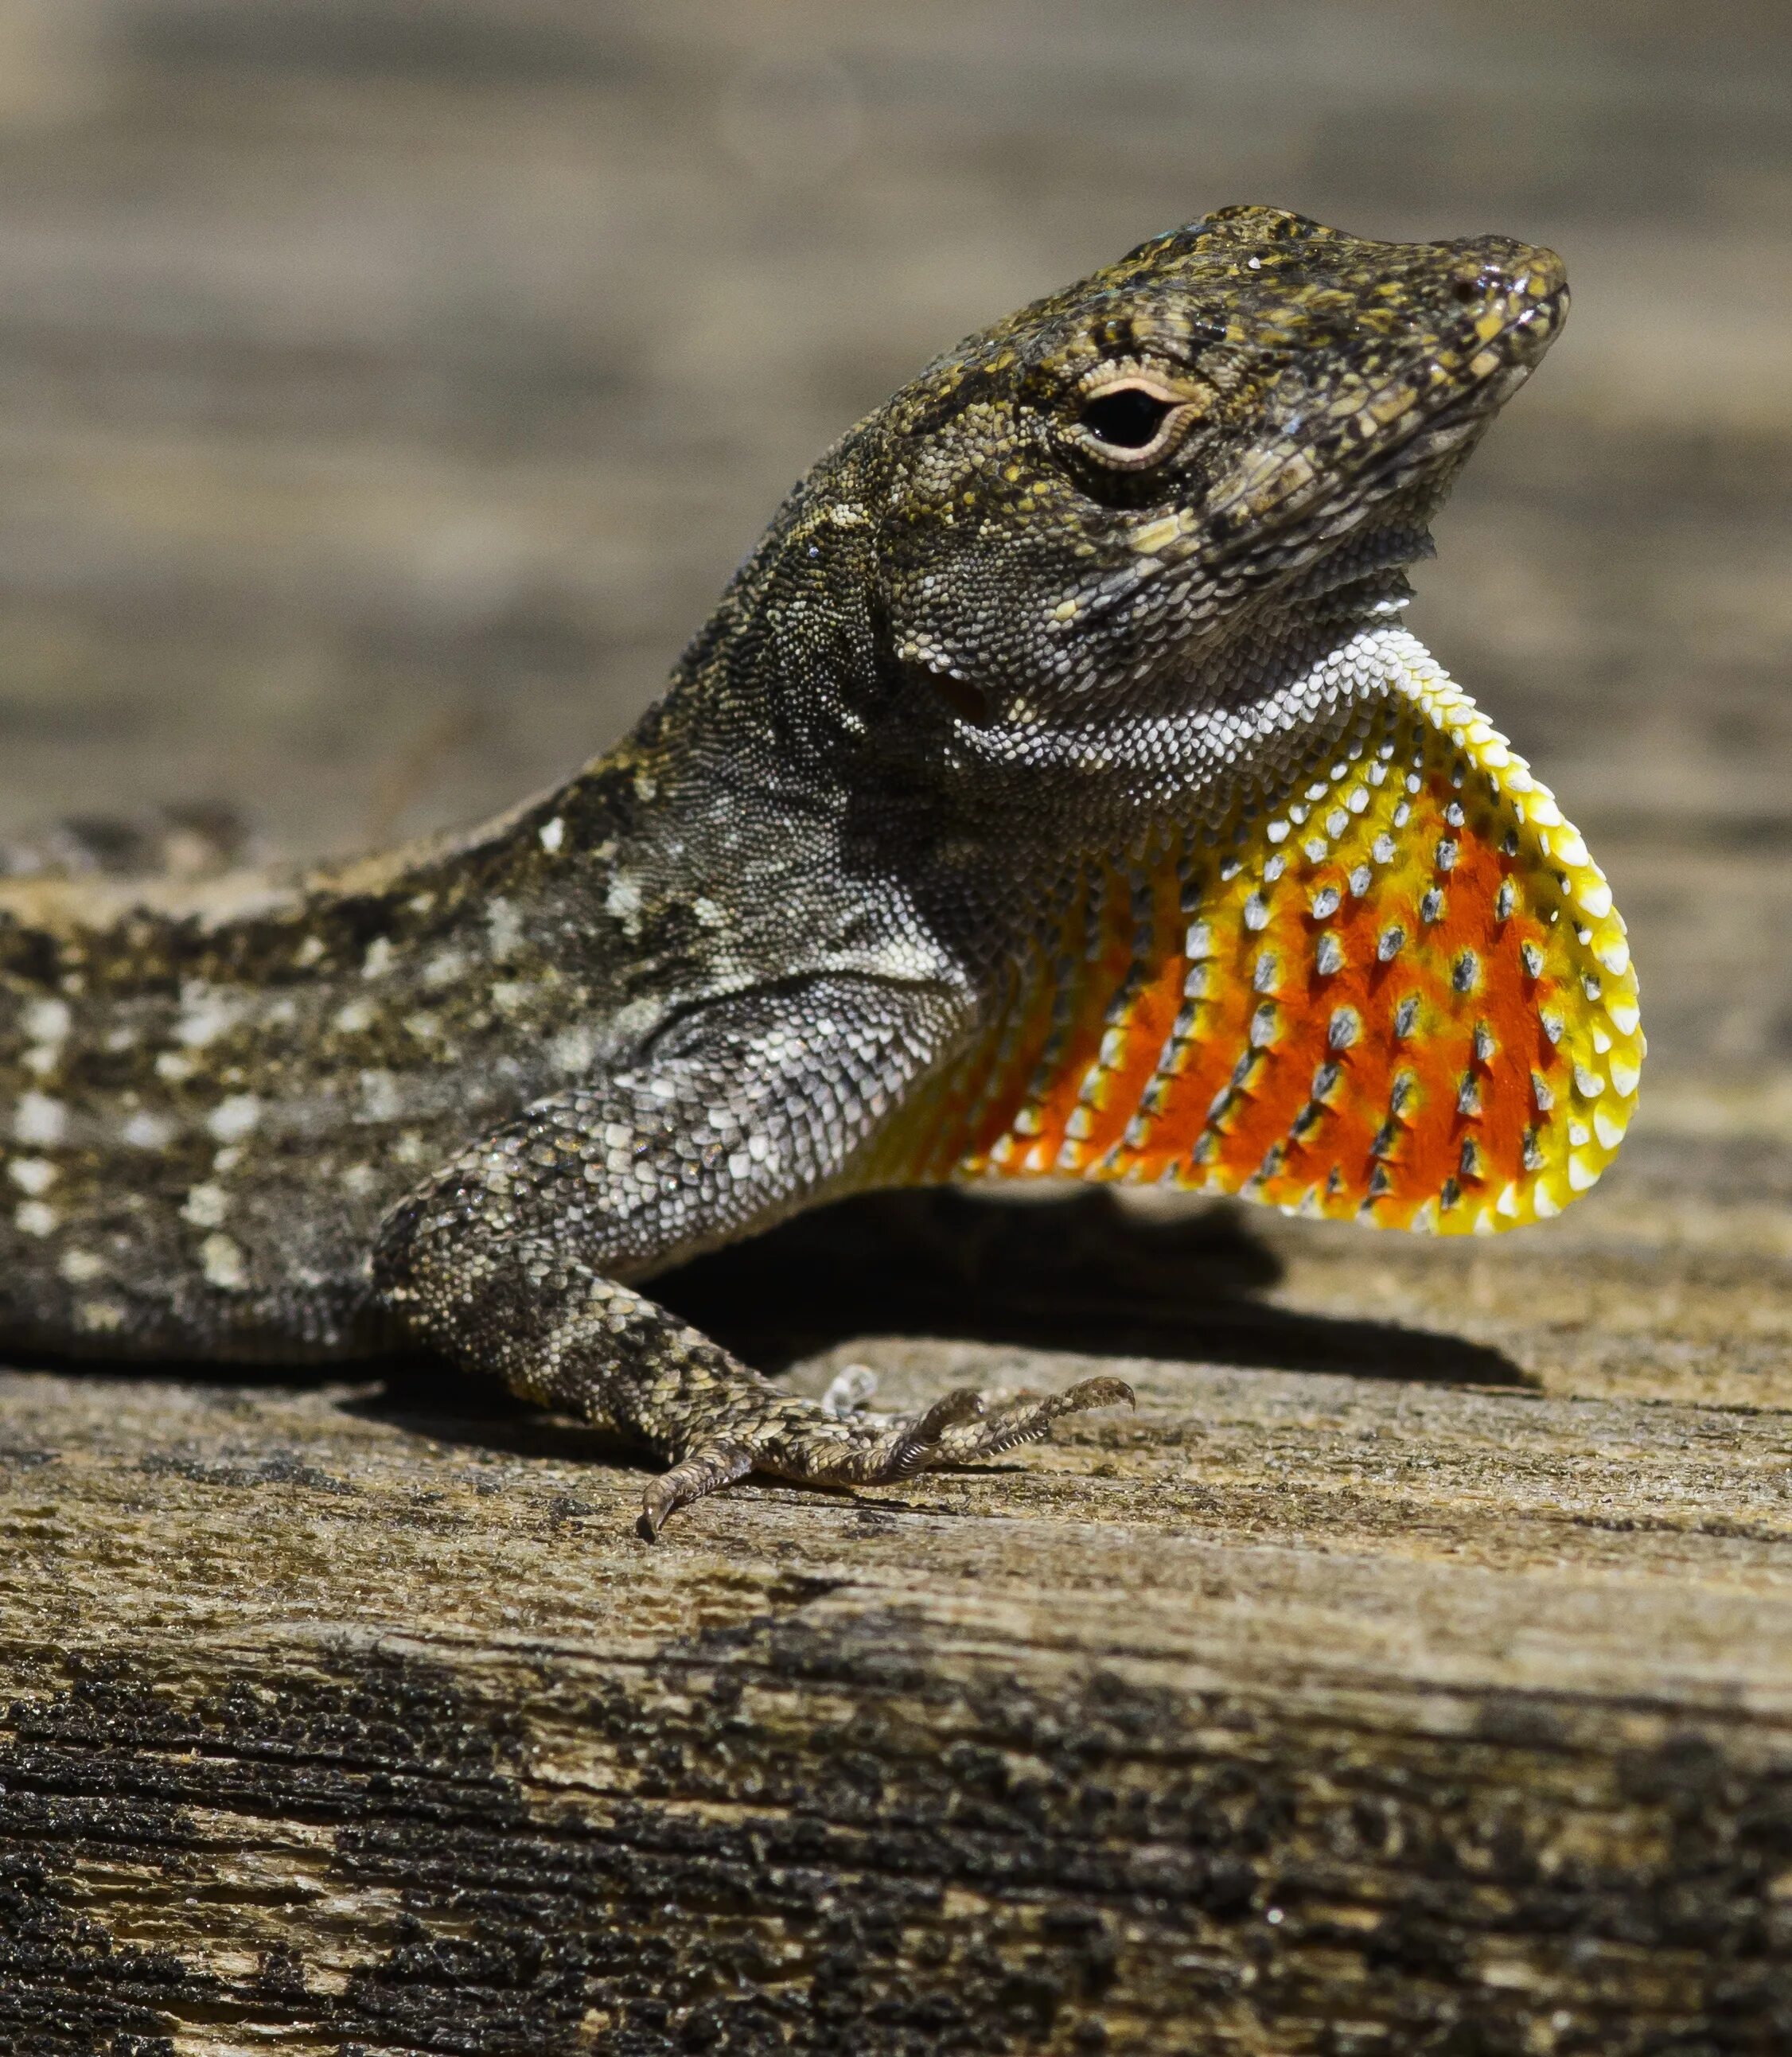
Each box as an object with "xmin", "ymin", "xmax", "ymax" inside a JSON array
[{"xmin": 0, "ymin": 0, "xmax": 1787, "ymax": 1291}]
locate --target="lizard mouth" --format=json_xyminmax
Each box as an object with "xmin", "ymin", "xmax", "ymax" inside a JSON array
[
  {"xmin": 1239, "ymin": 279, "xmax": 1566, "ymax": 630},
  {"xmin": 1199, "ymin": 278, "xmax": 1569, "ymax": 594},
  {"xmin": 1278, "ymin": 520, "xmax": 1436, "ymax": 621}
]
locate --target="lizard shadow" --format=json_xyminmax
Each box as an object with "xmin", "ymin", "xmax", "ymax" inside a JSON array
[
  {"xmin": 356, "ymin": 1189, "xmax": 1524, "ymax": 1460},
  {"xmin": 652, "ymin": 1188, "xmax": 1525, "ymax": 1385}
]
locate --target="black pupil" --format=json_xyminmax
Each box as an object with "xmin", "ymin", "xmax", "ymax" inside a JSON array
[{"xmin": 1082, "ymin": 387, "xmax": 1174, "ymax": 448}]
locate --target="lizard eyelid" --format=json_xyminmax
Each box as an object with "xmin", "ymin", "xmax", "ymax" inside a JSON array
[{"xmin": 1065, "ymin": 371, "xmax": 1204, "ymax": 472}]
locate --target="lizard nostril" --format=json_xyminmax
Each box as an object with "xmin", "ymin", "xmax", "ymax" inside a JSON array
[{"xmin": 1450, "ymin": 274, "xmax": 1485, "ymax": 306}]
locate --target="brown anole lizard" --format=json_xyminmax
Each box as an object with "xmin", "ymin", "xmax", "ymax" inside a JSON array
[{"xmin": 0, "ymin": 208, "xmax": 1641, "ymax": 1535}]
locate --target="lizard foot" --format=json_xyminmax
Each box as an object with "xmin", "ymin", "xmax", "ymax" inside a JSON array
[
  {"xmin": 638, "ymin": 1440, "xmax": 758, "ymax": 1541},
  {"xmin": 782, "ymin": 1373, "xmax": 1136, "ymax": 1488},
  {"xmin": 638, "ymin": 1385, "xmax": 987, "ymax": 1537},
  {"xmin": 637, "ymin": 1374, "xmax": 1134, "ymax": 1538},
  {"xmin": 929, "ymin": 1375, "xmax": 1137, "ymax": 1465}
]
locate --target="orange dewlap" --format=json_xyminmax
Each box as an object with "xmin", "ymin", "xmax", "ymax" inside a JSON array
[{"xmin": 898, "ymin": 653, "xmax": 1643, "ymax": 1234}]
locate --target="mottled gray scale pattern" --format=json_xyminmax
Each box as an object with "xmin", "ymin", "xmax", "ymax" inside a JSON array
[{"xmin": 0, "ymin": 206, "xmax": 1566, "ymax": 1530}]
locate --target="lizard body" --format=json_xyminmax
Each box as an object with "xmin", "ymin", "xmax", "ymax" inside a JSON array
[{"xmin": 0, "ymin": 207, "xmax": 1641, "ymax": 1533}]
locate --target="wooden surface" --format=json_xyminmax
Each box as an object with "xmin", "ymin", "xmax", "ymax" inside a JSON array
[
  {"xmin": 0, "ymin": 5, "xmax": 1790, "ymax": 2052},
  {"xmin": 4, "ymin": 1176, "xmax": 1792, "ymax": 2055}
]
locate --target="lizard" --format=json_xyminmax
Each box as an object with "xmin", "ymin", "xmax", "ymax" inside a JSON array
[{"xmin": 0, "ymin": 205, "xmax": 1642, "ymax": 1537}]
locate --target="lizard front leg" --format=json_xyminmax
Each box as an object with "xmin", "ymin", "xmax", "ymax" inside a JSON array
[{"xmin": 370, "ymin": 979, "xmax": 1130, "ymax": 1536}]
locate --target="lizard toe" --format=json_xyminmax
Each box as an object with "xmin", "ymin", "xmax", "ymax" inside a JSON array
[
  {"xmin": 931, "ymin": 1375, "xmax": 1136, "ymax": 1466},
  {"xmin": 637, "ymin": 1439, "xmax": 756, "ymax": 1541}
]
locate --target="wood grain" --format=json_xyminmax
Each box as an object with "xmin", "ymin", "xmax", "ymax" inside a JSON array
[{"xmin": 0, "ymin": 1159, "xmax": 1789, "ymax": 2054}]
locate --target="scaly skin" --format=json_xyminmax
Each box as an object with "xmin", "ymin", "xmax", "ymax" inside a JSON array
[{"xmin": 0, "ymin": 207, "xmax": 1640, "ymax": 1534}]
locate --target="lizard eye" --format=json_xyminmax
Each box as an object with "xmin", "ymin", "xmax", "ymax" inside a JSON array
[
  {"xmin": 1081, "ymin": 387, "xmax": 1175, "ymax": 448},
  {"xmin": 1067, "ymin": 373, "xmax": 1202, "ymax": 472}
]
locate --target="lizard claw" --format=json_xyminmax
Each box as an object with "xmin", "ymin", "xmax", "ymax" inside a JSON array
[{"xmin": 637, "ymin": 1439, "xmax": 756, "ymax": 1541}]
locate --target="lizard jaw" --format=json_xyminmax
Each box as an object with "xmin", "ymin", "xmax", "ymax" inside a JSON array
[{"xmin": 1274, "ymin": 521, "xmax": 1435, "ymax": 622}]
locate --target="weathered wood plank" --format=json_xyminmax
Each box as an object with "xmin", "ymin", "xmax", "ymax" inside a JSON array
[{"xmin": 2, "ymin": 1166, "xmax": 1790, "ymax": 2054}]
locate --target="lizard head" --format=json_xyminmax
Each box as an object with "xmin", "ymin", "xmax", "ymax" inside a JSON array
[
  {"xmin": 870, "ymin": 204, "xmax": 1566, "ymax": 761},
  {"xmin": 855, "ymin": 212, "xmax": 1642, "ymax": 1237}
]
